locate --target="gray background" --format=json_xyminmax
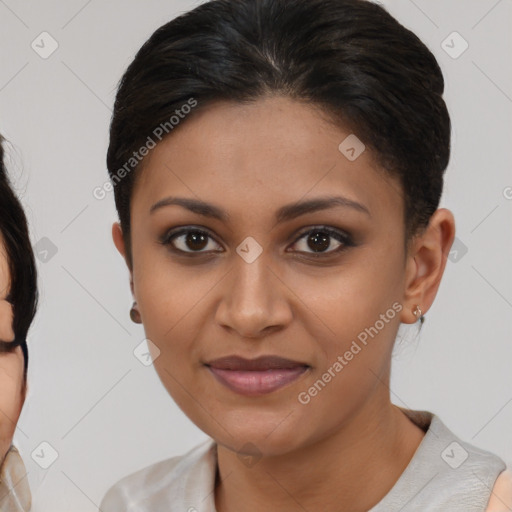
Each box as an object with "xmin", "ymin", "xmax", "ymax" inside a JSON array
[{"xmin": 0, "ymin": 0, "xmax": 511, "ymax": 509}]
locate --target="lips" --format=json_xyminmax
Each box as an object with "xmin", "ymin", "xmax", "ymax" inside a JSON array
[{"xmin": 204, "ymin": 355, "xmax": 310, "ymax": 396}]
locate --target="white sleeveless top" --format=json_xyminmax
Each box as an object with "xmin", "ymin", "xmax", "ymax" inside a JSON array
[{"xmin": 99, "ymin": 408, "xmax": 507, "ymax": 511}]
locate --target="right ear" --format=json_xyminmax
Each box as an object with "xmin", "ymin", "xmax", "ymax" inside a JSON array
[
  {"xmin": 112, "ymin": 222, "xmax": 134, "ymax": 296},
  {"xmin": 112, "ymin": 221, "xmax": 126, "ymax": 260}
]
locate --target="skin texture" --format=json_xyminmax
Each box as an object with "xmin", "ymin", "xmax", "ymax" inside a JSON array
[
  {"xmin": 0, "ymin": 232, "xmax": 24, "ymax": 466},
  {"xmin": 486, "ymin": 469, "xmax": 512, "ymax": 511},
  {"xmin": 113, "ymin": 95, "xmax": 457, "ymax": 511}
]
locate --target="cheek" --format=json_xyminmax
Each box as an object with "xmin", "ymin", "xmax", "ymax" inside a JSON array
[
  {"xmin": 135, "ymin": 261, "xmax": 215, "ymax": 342},
  {"xmin": 292, "ymin": 255, "xmax": 403, "ymax": 343},
  {"xmin": 133, "ymin": 255, "xmax": 216, "ymax": 384},
  {"xmin": 285, "ymin": 268, "xmax": 402, "ymax": 441},
  {"xmin": 286, "ymin": 258, "xmax": 403, "ymax": 418}
]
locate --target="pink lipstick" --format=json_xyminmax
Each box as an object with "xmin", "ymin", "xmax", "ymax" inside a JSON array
[{"xmin": 205, "ymin": 355, "xmax": 310, "ymax": 396}]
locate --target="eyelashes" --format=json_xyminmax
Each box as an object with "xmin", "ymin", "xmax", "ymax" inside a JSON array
[
  {"xmin": 159, "ymin": 225, "xmax": 355, "ymax": 258},
  {"xmin": 0, "ymin": 339, "xmax": 20, "ymax": 354}
]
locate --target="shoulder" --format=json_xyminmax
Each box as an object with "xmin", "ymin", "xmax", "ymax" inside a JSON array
[
  {"xmin": 486, "ymin": 468, "xmax": 512, "ymax": 512},
  {"xmin": 430, "ymin": 416, "xmax": 509, "ymax": 502},
  {"xmin": 99, "ymin": 438, "xmax": 216, "ymax": 512},
  {"xmin": 396, "ymin": 411, "xmax": 509, "ymax": 509}
]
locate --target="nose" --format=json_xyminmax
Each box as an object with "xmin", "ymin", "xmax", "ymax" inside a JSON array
[{"xmin": 214, "ymin": 254, "xmax": 293, "ymax": 339}]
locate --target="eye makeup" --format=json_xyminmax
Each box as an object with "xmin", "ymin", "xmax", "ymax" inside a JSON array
[{"xmin": 157, "ymin": 224, "xmax": 357, "ymax": 260}]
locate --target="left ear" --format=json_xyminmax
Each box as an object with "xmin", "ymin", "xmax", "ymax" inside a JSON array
[{"xmin": 401, "ymin": 208, "xmax": 456, "ymax": 324}]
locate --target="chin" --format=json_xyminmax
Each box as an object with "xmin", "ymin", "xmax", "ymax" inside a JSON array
[{"xmin": 213, "ymin": 419, "xmax": 305, "ymax": 457}]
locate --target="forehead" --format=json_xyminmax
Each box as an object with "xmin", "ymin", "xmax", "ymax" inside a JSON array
[{"xmin": 131, "ymin": 96, "xmax": 403, "ymax": 226}]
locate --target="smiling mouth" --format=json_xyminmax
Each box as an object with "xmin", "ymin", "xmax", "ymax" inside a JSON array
[{"xmin": 204, "ymin": 355, "xmax": 310, "ymax": 396}]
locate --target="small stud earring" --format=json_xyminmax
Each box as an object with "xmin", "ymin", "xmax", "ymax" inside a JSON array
[
  {"xmin": 130, "ymin": 301, "xmax": 142, "ymax": 324},
  {"xmin": 412, "ymin": 304, "xmax": 424, "ymax": 325}
]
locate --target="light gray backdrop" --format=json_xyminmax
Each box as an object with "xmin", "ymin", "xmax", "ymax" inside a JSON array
[{"xmin": 0, "ymin": 0, "xmax": 511, "ymax": 510}]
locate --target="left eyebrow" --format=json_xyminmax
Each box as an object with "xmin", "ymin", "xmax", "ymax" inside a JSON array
[
  {"xmin": 275, "ymin": 195, "xmax": 371, "ymax": 222},
  {"xmin": 149, "ymin": 194, "xmax": 371, "ymax": 223}
]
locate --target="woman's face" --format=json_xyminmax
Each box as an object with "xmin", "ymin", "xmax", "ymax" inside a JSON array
[
  {"xmin": 0, "ymin": 233, "xmax": 24, "ymax": 463},
  {"xmin": 114, "ymin": 95, "xmax": 423, "ymax": 456}
]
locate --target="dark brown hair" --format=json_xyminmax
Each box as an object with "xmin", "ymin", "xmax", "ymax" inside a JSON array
[{"xmin": 0, "ymin": 135, "xmax": 38, "ymax": 379}]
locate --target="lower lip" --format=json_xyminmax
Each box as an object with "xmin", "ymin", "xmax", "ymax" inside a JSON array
[{"xmin": 206, "ymin": 366, "xmax": 309, "ymax": 396}]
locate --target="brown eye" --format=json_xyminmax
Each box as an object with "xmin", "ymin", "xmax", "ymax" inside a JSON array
[
  {"xmin": 162, "ymin": 228, "xmax": 223, "ymax": 254},
  {"xmin": 289, "ymin": 226, "xmax": 354, "ymax": 257},
  {"xmin": 305, "ymin": 231, "xmax": 332, "ymax": 252}
]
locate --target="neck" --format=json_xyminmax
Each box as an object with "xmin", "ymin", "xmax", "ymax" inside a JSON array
[{"xmin": 214, "ymin": 392, "xmax": 426, "ymax": 512}]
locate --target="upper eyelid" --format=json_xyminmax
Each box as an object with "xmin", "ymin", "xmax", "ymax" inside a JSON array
[
  {"xmin": 164, "ymin": 225, "xmax": 351, "ymax": 251},
  {"xmin": 165, "ymin": 224, "xmax": 348, "ymax": 239}
]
